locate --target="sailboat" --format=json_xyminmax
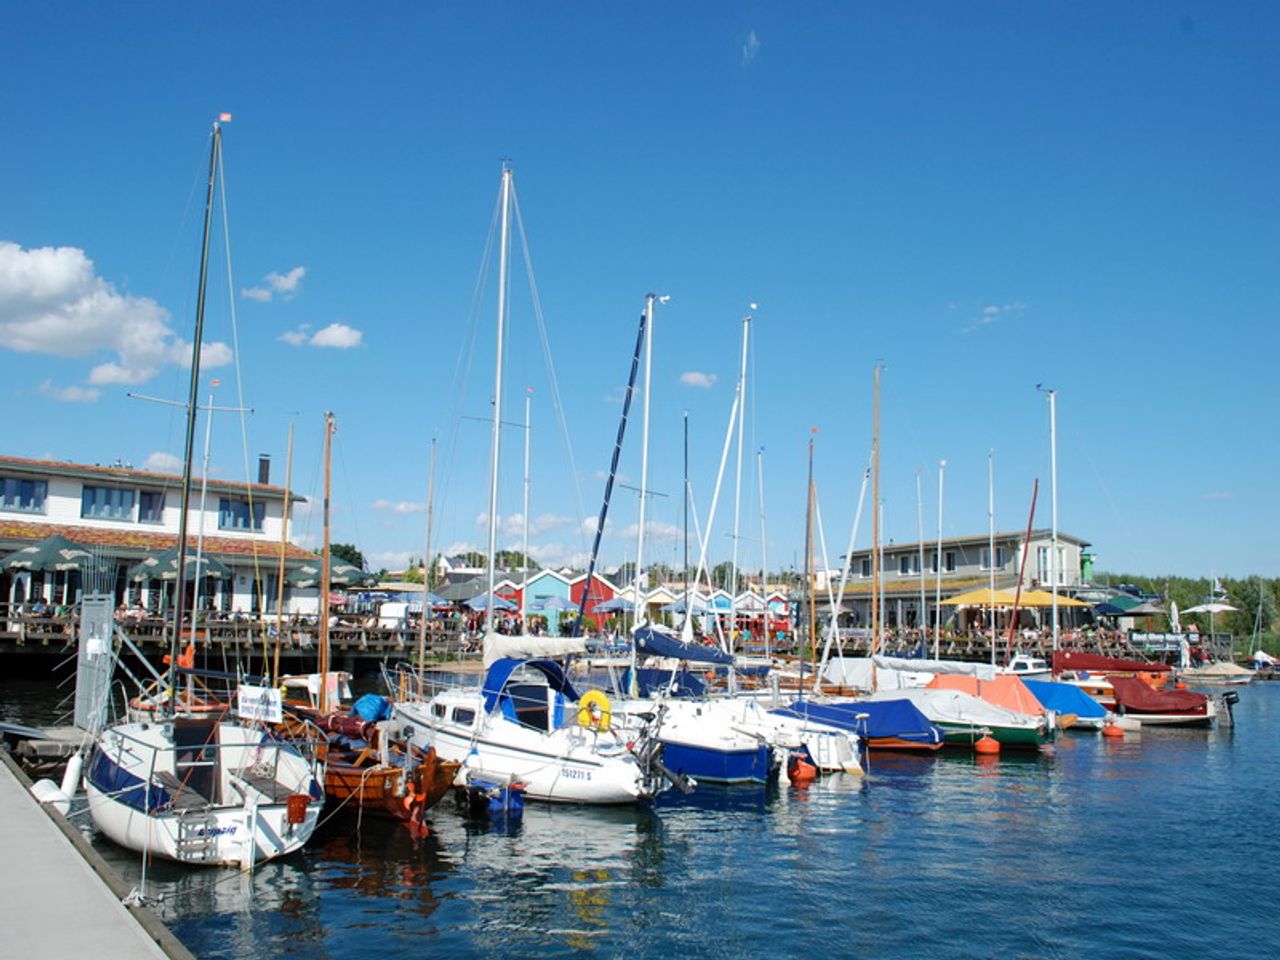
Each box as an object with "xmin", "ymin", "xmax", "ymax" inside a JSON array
[
  {"xmin": 84, "ymin": 118, "xmax": 325, "ymax": 867},
  {"xmin": 392, "ymin": 166, "xmax": 671, "ymax": 804}
]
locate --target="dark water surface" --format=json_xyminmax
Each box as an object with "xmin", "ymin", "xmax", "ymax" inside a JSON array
[{"xmin": 5, "ymin": 679, "xmax": 1276, "ymax": 959}]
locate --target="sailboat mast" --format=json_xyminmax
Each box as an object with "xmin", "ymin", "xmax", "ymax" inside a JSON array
[
  {"xmin": 683, "ymin": 411, "xmax": 690, "ymax": 624},
  {"xmin": 934, "ymin": 459, "xmax": 945, "ymax": 659},
  {"xmin": 1048, "ymin": 388, "xmax": 1060, "ymax": 652},
  {"xmin": 728, "ymin": 314, "xmax": 750, "ymax": 651},
  {"xmin": 166, "ymin": 120, "xmax": 221, "ymax": 703},
  {"xmin": 272, "ymin": 419, "xmax": 294, "ymax": 685},
  {"xmin": 318, "ymin": 411, "xmax": 335, "ymax": 714},
  {"xmin": 803, "ymin": 433, "xmax": 816, "ymax": 694},
  {"xmin": 632, "ymin": 293, "xmax": 656, "ymax": 631},
  {"xmin": 871, "ymin": 364, "xmax": 881, "ymax": 658},
  {"xmin": 486, "ymin": 165, "xmax": 513, "ymax": 632},
  {"xmin": 916, "ymin": 470, "xmax": 926, "ymax": 643},
  {"xmin": 521, "ymin": 389, "xmax": 532, "ymax": 626},
  {"xmin": 757, "ymin": 447, "xmax": 768, "ymax": 657},
  {"xmin": 988, "ymin": 449, "xmax": 996, "ymax": 666},
  {"xmin": 418, "ymin": 437, "xmax": 436, "ymax": 687},
  {"xmin": 191, "ymin": 387, "xmax": 215, "ymax": 633}
]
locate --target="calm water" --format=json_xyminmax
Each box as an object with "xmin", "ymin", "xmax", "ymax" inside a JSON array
[{"xmin": 5, "ymin": 678, "xmax": 1276, "ymax": 959}]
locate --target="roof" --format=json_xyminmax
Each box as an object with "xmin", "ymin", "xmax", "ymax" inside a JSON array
[
  {"xmin": 0, "ymin": 455, "xmax": 304, "ymax": 503},
  {"xmin": 868, "ymin": 528, "xmax": 1091, "ymax": 554},
  {"xmin": 0, "ymin": 517, "xmax": 313, "ymax": 561}
]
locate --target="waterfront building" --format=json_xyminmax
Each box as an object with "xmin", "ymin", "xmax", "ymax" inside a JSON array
[{"xmin": 0, "ymin": 454, "xmax": 314, "ymax": 614}]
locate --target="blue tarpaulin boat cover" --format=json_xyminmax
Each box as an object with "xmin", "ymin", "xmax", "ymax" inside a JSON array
[
  {"xmin": 777, "ymin": 699, "xmax": 943, "ymax": 746},
  {"xmin": 350, "ymin": 693, "xmax": 392, "ymax": 722},
  {"xmin": 634, "ymin": 625, "xmax": 734, "ymax": 665},
  {"xmin": 482, "ymin": 658, "xmax": 581, "ymax": 714},
  {"xmin": 1023, "ymin": 680, "xmax": 1107, "ymax": 720},
  {"xmin": 621, "ymin": 667, "xmax": 709, "ymax": 698}
]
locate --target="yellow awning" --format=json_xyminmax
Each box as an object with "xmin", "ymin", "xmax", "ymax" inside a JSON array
[
  {"xmin": 941, "ymin": 587, "xmax": 1020, "ymax": 606},
  {"xmin": 1014, "ymin": 589, "xmax": 1089, "ymax": 608}
]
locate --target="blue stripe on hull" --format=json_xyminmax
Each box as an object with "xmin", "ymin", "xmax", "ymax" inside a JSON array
[{"xmin": 661, "ymin": 741, "xmax": 771, "ymax": 784}]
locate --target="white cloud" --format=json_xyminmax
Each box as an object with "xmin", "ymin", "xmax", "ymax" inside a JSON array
[
  {"xmin": 962, "ymin": 301, "xmax": 1027, "ymax": 333},
  {"xmin": 370, "ymin": 550, "xmax": 413, "ymax": 571},
  {"xmin": 680, "ymin": 371, "xmax": 717, "ymax": 388},
  {"xmin": 142, "ymin": 451, "xmax": 183, "ymax": 473},
  {"xmin": 38, "ymin": 380, "xmax": 100, "ymax": 403},
  {"xmin": 742, "ymin": 29, "xmax": 761, "ymax": 66},
  {"xmin": 279, "ymin": 322, "xmax": 364, "ymax": 349},
  {"xmin": 475, "ymin": 512, "xmax": 577, "ymax": 538},
  {"xmin": 242, "ymin": 266, "xmax": 305, "ymax": 302},
  {"xmin": 619, "ymin": 520, "xmax": 682, "ymax": 542},
  {"xmin": 309, "ymin": 323, "xmax": 363, "ymax": 348},
  {"xmin": 373, "ymin": 498, "xmax": 427, "ymax": 515},
  {"xmin": 526, "ymin": 542, "xmax": 590, "ymax": 568},
  {"xmin": 0, "ymin": 241, "xmax": 233, "ymax": 386}
]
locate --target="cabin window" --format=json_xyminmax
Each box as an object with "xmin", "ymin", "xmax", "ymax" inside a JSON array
[
  {"xmin": 81, "ymin": 485, "xmax": 135, "ymax": 521},
  {"xmin": 431, "ymin": 703, "xmax": 446, "ymax": 718},
  {"xmin": 218, "ymin": 497, "xmax": 265, "ymax": 531},
  {"xmin": 452, "ymin": 707, "xmax": 476, "ymax": 726},
  {"xmin": 0, "ymin": 476, "xmax": 47, "ymax": 514},
  {"xmin": 139, "ymin": 490, "xmax": 165, "ymax": 524}
]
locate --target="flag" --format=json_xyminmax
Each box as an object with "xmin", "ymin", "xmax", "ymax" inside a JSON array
[{"xmin": 219, "ymin": 112, "xmax": 233, "ymax": 122}]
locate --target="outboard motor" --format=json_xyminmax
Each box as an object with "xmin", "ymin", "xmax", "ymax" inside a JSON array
[{"xmin": 1219, "ymin": 691, "xmax": 1240, "ymax": 727}]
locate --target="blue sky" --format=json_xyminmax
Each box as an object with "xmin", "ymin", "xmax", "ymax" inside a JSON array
[{"xmin": 2, "ymin": 3, "xmax": 1277, "ymax": 579}]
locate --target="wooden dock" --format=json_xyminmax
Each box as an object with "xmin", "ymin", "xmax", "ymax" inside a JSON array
[{"xmin": 0, "ymin": 749, "xmax": 194, "ymax": 960}]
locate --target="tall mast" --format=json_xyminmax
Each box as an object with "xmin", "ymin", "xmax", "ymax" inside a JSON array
[
  {"xmin": 683, "ymin": 411, "xmax": 690, "ymax": 625},
  {"xmin": 632, "ymin": 293, "xmax": 656, "ymax": 631},
  {"xmin": 486, "ymin": 165, "xmax": 513, "ymax": 632},
  {"xmin": 272, "ymin": 419, "xmax": 294, "ymax": 684},
  {"xmin": 870, "ymin": 364, "xmax": 881, "ymax": 658},
  {"xmin": 191, "ymin": 385, "xmax": 216, "ymax": 633},
  {"xmin": 521, "ymin": 389, "xmax": 532, "ymax": 626},
  {"xmin": 1048, "ymin": 388, "xmax": 1060, "ymax": 652},
  {"xmin": 318, "ymin": 411, "xmax": 335, "ymax": 714},
  {"xmin": 728, "ymin": 313, "xmax": 750, "ymax": 652},
  {"xmin": 757, "ymin": 447, "xmax": 768, "ymax": 657},
  {"xmin": 417, "ymin": 437, "xmax": 436, "ymax": 688},
  {"xmin": 915, "ymin": 469, "xmax": 926, "ymax": 643},
  {"xmin": 803, "ymin": 432, "xmax": 816, "ymax": 695},
  {"xmin": 166, "ymin": 120, "xmax": 221, "ymax": 704},
  {"xmin": 988, "ymin": 448, "xmax": 996, "ymax": 666},
  {"xmin": 934, "ymin": 459, "xmax": 945, "ymax": 659}
]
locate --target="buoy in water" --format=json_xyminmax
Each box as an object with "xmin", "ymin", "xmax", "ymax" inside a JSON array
[
  {"xmin": 1102, "ymin": 723, "xmax": 1125, "ymax": 739},
  {"xmin": 1175, "ymin": 681, "xmax": 1188, "ymax": 690},
  {"xmin": 974, "ymin": 735, "xmax": 1000, "ymax": 755}
]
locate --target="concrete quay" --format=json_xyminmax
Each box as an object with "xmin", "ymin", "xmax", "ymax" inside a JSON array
[{"xmin": 0, "ymin": 749, "xmax": 195, "ymax": 960}]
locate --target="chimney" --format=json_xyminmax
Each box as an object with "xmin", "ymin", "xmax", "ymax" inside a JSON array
[{"xmin": 257, "ymin": 454, "xmax": 271, "ymax": 485}]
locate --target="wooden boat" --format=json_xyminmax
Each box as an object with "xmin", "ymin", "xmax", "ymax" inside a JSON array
[{"xmin": 311, "ymin": 713, "xmax": 459, "ymax": 835}]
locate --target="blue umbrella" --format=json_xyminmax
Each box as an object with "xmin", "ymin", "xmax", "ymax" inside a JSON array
[
  {"xmin": 529, "ymin": 595, "xmax": 575, "ymax": 612},
  {"xmin": 593, "ymin": 597, "xmax": 634, "ymax": 613},
  {"xmin": 465, "ymin": 593, "xmax": 516, "ymax": 612}
]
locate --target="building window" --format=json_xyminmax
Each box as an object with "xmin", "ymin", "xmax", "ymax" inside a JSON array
[
  {"xmin": 979, "ymin": 547, "xmax": 1008, "ymax": 571},
  {"xmin": 0, "ymin": 476, "xmax": 47, "ymax": 514},
  {"xmin": 81, "ymin": 485, "xmax": 135, "ymax": 521},
  {"xmin": 859, "ymin": 558, "xmax": 871, "ymax": 578},
  {"xmin": 1036, "ymin": 546, "xmax": 1050, "ymax": 583},
  {"xmin": 929, "ymin": 552, "xmax": 938, "ymax": 574},
  {"xmin": 139, "ymin": 490, "xmax": 165, "ymax": 524},
  {"xmin": 943, "ymin": 551, "xmax": 957, "ymax": 573},
  {"xmin": 218, "ymin": 497, "xmax": 265, "ymax": 532},
  {"xmin": 899, "ymin": 555, "xmax": 920, "ymax": 576}
]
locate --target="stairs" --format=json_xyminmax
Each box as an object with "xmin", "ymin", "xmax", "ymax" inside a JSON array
[{"xmin": 175, "ymin": 808, "xmax": 219, "ymax": 863}]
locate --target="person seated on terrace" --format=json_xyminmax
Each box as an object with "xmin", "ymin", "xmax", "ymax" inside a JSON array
[{"xmin": 30, "ymin": 598, "xmax": 49, "ymax": 616}]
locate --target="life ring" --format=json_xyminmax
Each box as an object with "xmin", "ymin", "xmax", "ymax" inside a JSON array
[{"xmin": 577, "ymin": 690, "xmax": 612, "ymax": 731}]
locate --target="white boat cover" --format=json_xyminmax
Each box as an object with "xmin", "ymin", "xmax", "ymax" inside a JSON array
[
  {"xmin": 482, "ymin": 631, "xmax": 587, "ymax": 666},
  {"xmin": 1179, "ymin": 662, "xmax": 1255, "ymax": 681},
  {"xmin": 822, "ymin": 655, "xmax": 998, "ymax": 692}
]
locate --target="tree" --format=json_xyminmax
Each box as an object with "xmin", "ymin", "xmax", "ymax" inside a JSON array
[
  {"xmin": 1227, "ymin": 577, "xmax": 1277, "ymax": 639},
  {"xmin": 495, "ymin": 549, "xmax": 537, "ymax": 572},
  {"xmin": 329, "ymin": 543, "xmax": 366, "ymax": 569},
  {"xmin": 711, "ymin": 561, "xmax": 739, "ymax": 591}
]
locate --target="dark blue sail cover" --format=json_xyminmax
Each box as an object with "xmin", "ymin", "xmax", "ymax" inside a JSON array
[
  {"xmin": 481, "ymin": 658, "xmax": 582, "ymax": 714},
  {"xmin": 777, "ymin": 699, "xmax": 943, "ymax": 746},
  {"xmin": 634, "ymin": 625, "xmax": 734, "ymax": 665},
  {"xmin": 1023, "ymin": 679, "xmax": 1107, "ymax": 720}
]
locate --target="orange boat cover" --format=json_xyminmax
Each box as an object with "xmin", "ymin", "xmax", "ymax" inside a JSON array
[{"xmin": 926, "ymin": 673, "xmax": 1046, "ymax": 716}]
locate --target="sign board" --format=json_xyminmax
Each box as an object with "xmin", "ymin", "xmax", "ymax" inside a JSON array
[{"xmin": 237, "ymin": 684, "xmax": 284, "ymax": 724}]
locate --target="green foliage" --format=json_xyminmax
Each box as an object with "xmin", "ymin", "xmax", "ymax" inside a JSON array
[
  {"xmin": 495, "ymin": 549, "xmax": 537, "ymax": 572},
  {"xmin": 1095, "ymin": 571, "xmax": 1280, "ymax": 637},
  {"xmin": 327, "ymin": 543, "xmax": 366, "ymax": 569}
]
